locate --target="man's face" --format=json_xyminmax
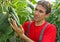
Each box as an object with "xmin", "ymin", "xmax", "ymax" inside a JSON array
[{"xmin": 34, "ymin": 5, "xmax": 47, "ymax": 22}]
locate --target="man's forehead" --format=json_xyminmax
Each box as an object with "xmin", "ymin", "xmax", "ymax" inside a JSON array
[{"xmin": 36, "ymin": 5, "xmax": 46, "ymax": 12}]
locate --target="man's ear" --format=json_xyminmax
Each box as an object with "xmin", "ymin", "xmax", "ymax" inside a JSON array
[{"xmin": 45, "ymin": 13, "xmax": 50, "ymax": 18}]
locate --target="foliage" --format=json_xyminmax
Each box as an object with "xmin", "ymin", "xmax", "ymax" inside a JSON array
[{"xmin": 0, "ymin": 0, "xmax": 30, "ymax": 42}]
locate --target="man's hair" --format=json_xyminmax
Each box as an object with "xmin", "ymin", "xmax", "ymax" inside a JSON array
[{"xmin": 37, "ymin": 1, "xmax": 52, "ymax": 14}]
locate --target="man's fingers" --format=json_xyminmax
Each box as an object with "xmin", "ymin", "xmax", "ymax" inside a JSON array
[
  {"xmin": 10, "ymin": 22, "xmax": 14, "ymax": 29},
  {"xmin": 10, "ymin": 20, "xmax": 21, "ymax": 31},
  {"xmin": 9, "ymin": 18, "xmax": 24, "ymax": 34},
  {"xmin": 20, "ymin": 24, "xmax": 22, "ymax": 28},
  {"xmin": 10, "ymin": 21, "xmax": 17, "ymax": 31},
  {"xmin": 19, "ymin": 24, "xmax": 23, "ymax": 30},
  {"xmin": 10, "ymin": 18, "xmax": 17, "ymax": 26}
]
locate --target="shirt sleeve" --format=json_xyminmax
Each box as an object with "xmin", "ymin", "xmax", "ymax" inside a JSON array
[{"xmin": 42, "ymin": 24, "xmax": 56, "ymax": 42}]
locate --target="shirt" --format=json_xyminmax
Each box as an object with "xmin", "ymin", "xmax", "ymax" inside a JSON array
[{"xmin": 23, "ymin": 21, "xmax": 56, "ymax": 42}]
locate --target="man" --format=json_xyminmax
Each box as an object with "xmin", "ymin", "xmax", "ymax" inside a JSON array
[{"xmin": 10, "ymin": 1, "xmax": 56, "ymax": 42}]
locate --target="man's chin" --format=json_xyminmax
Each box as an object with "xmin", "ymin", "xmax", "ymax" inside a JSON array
[{"xmin": 34, "ymin": 19, "xmax": 41, "ymax": 22}]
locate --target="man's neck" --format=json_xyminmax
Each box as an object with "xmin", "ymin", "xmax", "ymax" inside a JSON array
[{"xmin": 35, "ymin": 20, "xmax": 45, "ymax": 26}]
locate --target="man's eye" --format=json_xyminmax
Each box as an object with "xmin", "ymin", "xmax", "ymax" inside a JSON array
[{"xmin": 39, "ymin": 10, "xmax": 43, "ymax": 13}]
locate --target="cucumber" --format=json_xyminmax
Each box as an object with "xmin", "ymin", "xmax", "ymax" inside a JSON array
[{"xmin": 8, "ymin": 6, "xmax": 20, "ymax": 27}]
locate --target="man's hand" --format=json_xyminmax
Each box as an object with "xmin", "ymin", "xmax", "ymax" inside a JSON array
[
  {"xmin": 10, "ymin": 18, "xmax": 24, "ymax": 38},
  {"xmin": 10, "ymin": 18, "xmax": 35, "ymax": 42}
]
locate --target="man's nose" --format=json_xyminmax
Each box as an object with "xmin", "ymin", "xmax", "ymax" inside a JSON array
[{"xmin": 35, "ymin": 11, "xmax": 39, "ymax": 15}]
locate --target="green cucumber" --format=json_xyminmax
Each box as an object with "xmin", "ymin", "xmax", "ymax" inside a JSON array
[{"xmin": 8, "ymin": 6, "xmax": 20, "ymax": 27}]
